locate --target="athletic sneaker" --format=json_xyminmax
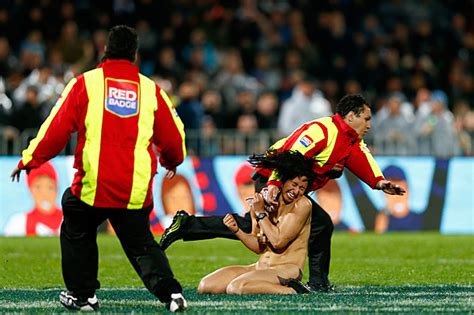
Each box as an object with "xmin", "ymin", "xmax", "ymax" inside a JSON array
[
  {"xmin": 307, "ymin": 281, "xmax": 336, "ymax": 293},
  {"xmin": 160, "ymin": 210, "xmax": 189, "ymax": 250},
  {"xmin": 59, "ymin": 291, "xmax": 99, "ymax": 311},
  {"xmin": 166, "ymin": 293, "xmax": 188, "ymax": 312},
  {"xmin": 287, "ymin": 279, "xmax": 314, "ymax": 294}
]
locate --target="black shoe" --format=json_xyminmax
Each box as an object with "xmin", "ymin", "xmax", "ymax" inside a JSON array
[
  {"xmin": 166, "ymin": 293, "xmax": 188, "ymax": 312},
  {"xmin": 307, "ymin": 281, "xmax": 336, "ymax": 293},
  {"xmin": 287, "ymin": 279, "xmax": 314, "ymax": 294},
  {"xmin": 160, "ymin": 210, "xmax": 189, "ymax": 250},
  {"xmin": 59, "ymin": 291, "xmax": 99, "ymax": 311}
]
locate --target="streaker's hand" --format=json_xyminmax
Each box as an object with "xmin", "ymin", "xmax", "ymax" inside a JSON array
[
  {"xmin": 165, "ymin": 168, "xmax": 176, "ymax": 179},
  {"xmin": 223, "ymin": 213, "xmax": 239, "ymax": 233},
  {"xmin": 10, "ymin": 167, "xmax": 21, "ymax": 182},
  {"xmin": 262, "ymin": 185, "xmax": 280, "ymax": 212},
  {"xmin": 376, "ymin": 180, "xmax": 406, "ymax": 196}
]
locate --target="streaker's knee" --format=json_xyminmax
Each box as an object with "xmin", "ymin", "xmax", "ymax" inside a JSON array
[
  {"xmin": 198, "ymin": 278, "xmax": 224, "ymax": 294},
  {"xmin": 197, "ymin": 279, "xmax": 208, "ymax": 293}
]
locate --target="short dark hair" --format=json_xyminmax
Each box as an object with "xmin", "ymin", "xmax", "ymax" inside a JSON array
[
  {"xmin": 248, "ymin": 150, "xmax": 315, "ymax": 190},
  {"xmin": 103, "ymin": 25, "xmax": 138, "ymax": 62},
  {"xmin": 336, "ymin": 94, "xmax": 369, "ymax": 117}
]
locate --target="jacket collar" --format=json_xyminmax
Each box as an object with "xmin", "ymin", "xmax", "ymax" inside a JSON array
[
  {"xmin": 332, "ymin": 113, "xmax": 359, "ymax": 143},
  {"xmin": 96, "ymin": 59, "xmax": 137, "ymax": 69}
]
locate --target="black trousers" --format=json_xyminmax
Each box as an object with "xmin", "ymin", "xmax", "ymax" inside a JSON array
[
  {"xmin": 60, "ymin": 188, "xmax": 182, "ymax": 303},
  {"xmin": 181, "ymin": 174, "xmax": 334, "ymax": 285}
]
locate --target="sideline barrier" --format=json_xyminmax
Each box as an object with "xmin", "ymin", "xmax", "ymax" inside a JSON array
[{"xmin": 0, "ymin": 156, "xmax": 472, "ymax": 235}]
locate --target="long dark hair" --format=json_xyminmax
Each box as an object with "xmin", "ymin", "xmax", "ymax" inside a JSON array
[{"xmin": 248, "ymin": 150, "xmax": 315, "ymax": 188}]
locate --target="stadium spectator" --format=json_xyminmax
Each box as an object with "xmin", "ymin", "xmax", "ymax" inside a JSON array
[
  {"xmin": 9, "ymin": 85, "xmax": 46, "ymax": 133},
  {"xmin": 18, "ymin": 30, "xmax": 46, "ymax": 72},
  {"xmin": 201, "ymin": 89, "xmax": 226, "ymax": 129},
  {"xmin": 414, "ymin": 90, "xmax": 461, "ymax": 156},
  {"xmin": 198, "ymin": 151, "xmax": 314, "ymax": 294},
  {"xmin": 255, "ymin": 91, "xmax": 279, "ymax": 130},
  {"xmin": 372, "ymin": 93, "xmax": 415, "ymax": 155},
  {"xmin": 0, "ymin": 1, "xmax": 472, "ymax": 156},
  {"xmin": 0, "ymin": 36, "xmax": 18, "ymax": 79},
  {"xmin": 232, "ymin": 88, "xmax": 258, "ymax": 126},
  {"xmin": 160, "ymin": 94, "xmax": 406, "ymax": 293},
  {"xmin": 452, "ymin": 100, "xmax": 473, "ymax": 155},
  {"xmin": 233, "ymin": 113, "xmax": 260, "ymax": 154},
  {"xmin": 0, "ymin": 77, "xmax": 13, "ymax": 126},
  {"xmin": 277, "ymin": 75, "xmax": 332, "ymax": 136},
  {"xmin": 154, "ymin": 46, "xmax": 184, "ymax": 84},
  {"xmin": 198, "ymin": 115, "xmax": 220, "ymax": 156},
  {"xmin": 13, "ymin": 63, "xmax": 64, "ymax": 107},
  {"xmin": 212, "ymin": 48, "xmax": 260, "ymax": 112},
  {"xmin": 10, "ymin": 25, "xmax": 188, "ymax": 312},
  {"xmin": 250, "ymin": 50, "xmax": 282, "ymax": 91},
  {"xmin": 53, "ymin": 20, "xmax": 84, "ymax": 65},
  {"xmin": 175, "ymin": 80, "xmax": 203, "ymax": 131},
  {"xmin": 182, "ymin": 28, "xmax": 218, "ymax": 75}
]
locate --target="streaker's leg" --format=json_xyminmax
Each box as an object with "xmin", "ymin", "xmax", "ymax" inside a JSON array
[
  {"xmin": 198, "ymin": 264, "xmax": 255, "ymax": 294},
  {"xmin": 226, "ymin": 264, "xmax": 301, "ymax": 295}
]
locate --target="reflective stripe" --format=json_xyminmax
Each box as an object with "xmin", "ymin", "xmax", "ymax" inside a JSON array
[
  {"xmin": 269, "ymin": 138, "xmax": 287, "ymax": 151},
  {"xmin": 127, "ymin": 75, "xmax": 155, "ymax": 209},
  {"xmin": 81, "ymin": 69, "xmax": 104, "ymax": 205},
  {"xmin": 359, "ymin": 140, "xmax": 383, "ymax": 177},
  {"xmin": 293, "ymin": 123, "xmax": 326, "ymax": 155},
  {"xmin": 315, "ymin": 119, "xmax": 338, "ymax": 166},
  {"xmin": 160, "ymin": 88, "xmax": 187, "ymax": 157},
  {"xmin": 21, "ymin": 78, "xmax": 77, "ymax": 166}
]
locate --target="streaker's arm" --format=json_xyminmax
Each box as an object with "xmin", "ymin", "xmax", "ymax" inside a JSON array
[{"xmin": 223, "ymin": 213, "xmax": 264, "ymax": 254}]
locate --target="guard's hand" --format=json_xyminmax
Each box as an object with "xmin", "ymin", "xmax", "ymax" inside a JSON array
[
  {"xmin": 262, "ymin": 185, "xmax": 280, "ymax": 212},
  {"xmin": 376, "ymin": 180, "xmax": 406, "ymax": 196},
  {"xmin": 10, "ymin": 167, "xmax": 22, "ymax": 182},
  {"xmin": 223, "ymin": 213, "xmax": 239, "ymax": 233},
  {"xmin": 165, "ymin": 168, "xmax": 176, "ymax": 179},
  {"xmin": 252, "ymin": 192, "xmax": 266, "ymax": 211}
]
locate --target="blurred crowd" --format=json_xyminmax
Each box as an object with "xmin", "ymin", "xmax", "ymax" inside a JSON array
[{"xmin": 0, "ymin": 0, "xmax": 473, "ymax": 156}]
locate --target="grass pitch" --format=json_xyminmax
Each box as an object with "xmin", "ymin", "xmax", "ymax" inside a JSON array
[{"xmin": 1, "ymin": 233, "xmax": 473, "ymax": 313}]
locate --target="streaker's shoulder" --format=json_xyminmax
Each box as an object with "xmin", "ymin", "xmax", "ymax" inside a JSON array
[{"xmin": 295, "ymin": 196, "xmax": 312, "ymax": 213}]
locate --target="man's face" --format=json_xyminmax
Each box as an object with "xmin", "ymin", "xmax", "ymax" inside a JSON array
[
  {"xmin": 347, "ymin": 105, "xmax": 372, "ymax": 137},
  {"xmin": 281, "ymin": 176, "xmax": 309, "ymax": 204}
]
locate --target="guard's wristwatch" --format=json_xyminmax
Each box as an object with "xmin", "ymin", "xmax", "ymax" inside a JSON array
[{"xmin": 256, "ymin": 212, "xmax": 267, "ymax": 222}]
